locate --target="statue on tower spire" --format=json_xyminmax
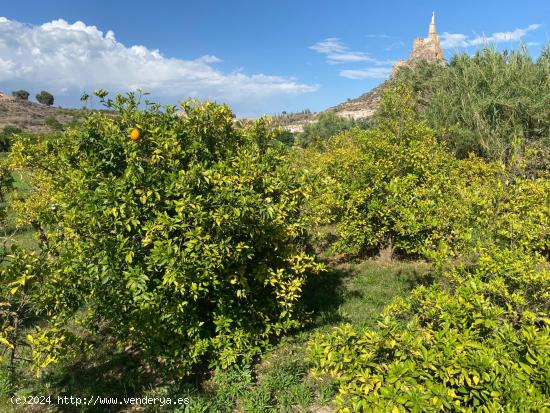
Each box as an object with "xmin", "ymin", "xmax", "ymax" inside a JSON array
[{"xmin": 429, "ymin": 11, "xmax": 437, "ymax": 36}]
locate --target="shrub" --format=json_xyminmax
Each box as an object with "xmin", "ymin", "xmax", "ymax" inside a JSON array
[
  {"xmin": 35, "ymin": 91, "xmax": 54, "ymax": 106},
  {"xmin": 11, "ymin": 90, "xmax": 30, "ymax": 101},
  {"xmin": 277, "ymin": 129, "xmax": 295, "ymax": 146},
  {"xmin": 296, "ymin": 111, "xmax": 367, "ymax": 148},
  {"xmin": 0, "ymin": 126, "xmax": 22, "ymax": 152},
  {"xmin": 8, "ymin": 92, "xmax": 323, "ymax": 377},
  {"xmin": 44, "ymin": 116, "xmax": 63, "ymax": 131},
  {"xmin": 308, "ymin": 247, "xmax": 550, "ymax": 412}
]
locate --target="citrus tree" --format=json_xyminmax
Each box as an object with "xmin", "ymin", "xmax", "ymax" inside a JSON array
[
  {"xmin": 8, "ymin": 92, "xmax": 322, "ymax": 376},
  {"xmin": 302, "ymin": 84, "xmax": 467, "ymax": 258},
  {"xmin": 302, "ymin": 83, "xmax": 549, "ymax": 261}
]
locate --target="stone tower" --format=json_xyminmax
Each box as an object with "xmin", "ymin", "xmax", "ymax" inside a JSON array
[
  {"xmin": 392, "ymin": 12, "xmax": 445, "ymax": 73},
  {"xmin": 412, "ymin": 11, "xmax": 444, "ymax": 62}
]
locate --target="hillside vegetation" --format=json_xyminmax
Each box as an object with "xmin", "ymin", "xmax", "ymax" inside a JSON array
[
  {"xmin": 394, "ymin": 46, "xmax": 550, "ymax": 173},
  {"xmin": 0, "ymin": 45, "xmax": 549, "ymax": 412}
]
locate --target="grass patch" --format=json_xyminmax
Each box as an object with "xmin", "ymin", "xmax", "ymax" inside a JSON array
[
  {"xmin": 331, "ymin": 259, "xmax": 431, "ymax": 328},
  {"xmin": 303, "ymin": 258, "xmax": 432, "ymax": 330}
]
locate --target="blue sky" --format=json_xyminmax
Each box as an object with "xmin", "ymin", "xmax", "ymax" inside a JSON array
[{"xmin": 0, "ymin": 0, "xmax": 548, "ymax": 117}]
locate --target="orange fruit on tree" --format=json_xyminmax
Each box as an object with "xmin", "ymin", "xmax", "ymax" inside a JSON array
[{"xmin": 130, "ymin": 128, "xmax": 141, "ymax": 141}]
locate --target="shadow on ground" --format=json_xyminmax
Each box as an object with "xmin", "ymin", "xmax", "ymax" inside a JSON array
[
  {"xmin": 301, "ymin": 265, "xmax": 355, "ymax": 329},
  {"xmin": 301, "ymin": 258, "xmax": 435, "ymax": 331}
]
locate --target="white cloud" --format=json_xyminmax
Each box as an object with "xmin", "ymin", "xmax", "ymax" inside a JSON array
[
  {"xmin": 339, "ymin": 67, "xmax": 392, "ymax": 80},
  {"xmin": 310, "ymin": 38, "xmax": 392, "ymax": 65},
  {"xmin": 439, "ymin": 33, "xmax": 470, "ymax": 49},
  {"xmin": 0, "ymin": 17, "xmax": 316, "ymax": 111},
  {"xmin": 440, "ymin": 24, "xmax": 541, "ymax": 49},
  {"xmin": 310, "ymin": 38, "xmax": 395, "ymax": 81},
  {"xmin": 196, "ymin": 55, "xmax": 223, "ymax": 64},
  {"xmin": 471, "ymin": 24, "xmax": 541, "ymax": 45}
]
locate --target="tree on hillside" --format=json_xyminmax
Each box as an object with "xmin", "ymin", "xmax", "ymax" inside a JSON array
[
  {"xmin": 12, "ymin": 90, "xmax": 30, "ymax": 100},
  {"xmin": 35, "ymin": 91, "xmax": 54, "ymax": 106}
]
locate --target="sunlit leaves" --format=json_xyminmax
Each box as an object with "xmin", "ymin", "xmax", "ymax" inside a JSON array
[{"xmin": 308, "ymin": 249, "xmax": 550, "ymax": 412}]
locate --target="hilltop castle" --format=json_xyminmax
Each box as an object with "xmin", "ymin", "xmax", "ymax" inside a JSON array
[{"xmin": 393, "ymin": 12, "xmax": 445, "ymax": 72}]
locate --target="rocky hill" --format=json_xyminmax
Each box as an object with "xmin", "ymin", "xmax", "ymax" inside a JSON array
[
  {"xmin": 0, "ymin": 92, "xmax": 85, "ymax": 133},
  {"xmin": 328, "ymin": 81, "xmax": 387, "ymax": 120},
  {"xmin": 267, "ymin": 110, "xmax": 319, "ymax": 133}
]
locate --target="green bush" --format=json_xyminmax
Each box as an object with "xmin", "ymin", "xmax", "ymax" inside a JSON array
[
  {"xmin": 296, "ymin": 111, "xmax": 369, "ymax": 148},
  {"xmin": 35, "ymin": 90, "xmax": 54, "ymax": 106},
  {"xmin": 308, "ymin": 247, "xmax": 550, "ymax": 412},
  {"xmin": 8, "ymin": 92, "xmax": 323, "ymax": 377},
  {"xmin": 0, "ymin": 126, "xmax": 22, "ymax": 152},
  {"xmin": 44, "ymin": 116, "xmax": 63, "ymax": 131},
  {"xmin": 11, "ymin": 90, "xmax": 30, "ymax": 101}
]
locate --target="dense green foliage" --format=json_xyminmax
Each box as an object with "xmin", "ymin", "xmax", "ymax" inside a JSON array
[
  {"xmin": 296, "ymin": 111, "xmax": 370, "ymax": 148},
  {"xmin": 306, "ymin": 82, "xmax": 550, "ymax": 411},
  {"xmin": 0, "ymin": 127, "xmax": 21, "ymax": 152},
  {"xmin": 394, "ymin": 45, "xmax": 550, "ymax": 172},
  {"xmin": 35, "ymin": 90, "xmax": 54, "ymax": 106},
  {"xmin": 7, "ymin": 93, "xmax": 322, "ymax": 377},
  {"xmin": 11, "ymin": 91, "xmax": 29, "ymax": 101},
  {"xmin": 0, "ymin": 45, "xmax": 549, "ymax": 412}
]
